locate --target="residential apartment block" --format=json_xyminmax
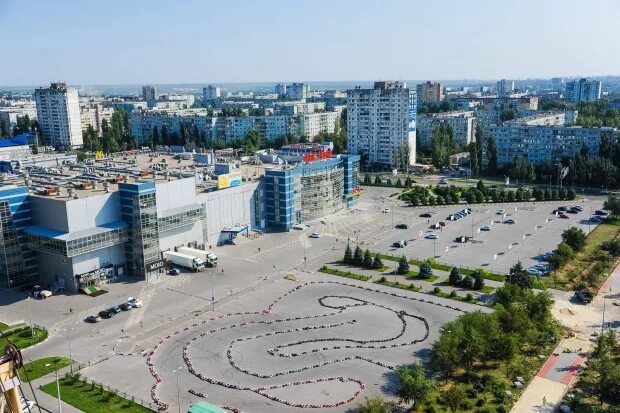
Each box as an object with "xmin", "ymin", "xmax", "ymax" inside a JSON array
[
  {"xmin": 416, "ymin": 81, "xmax": 444, "ymax": 106},
  {"xmin": 565, "ymin": 78, "xmax": 602, "ymax": 103},
  {"xmin": 486, "ymin": 125, "xmax": 617, "ymax": 167},
  {"xmin": 142, "ymin": 85, "xmax": 158, "ymax": 107},
  {"xmin": 496, "ymin": 79, "xmax": 515, "ymax": 96},
  {"xmin": 298, "ymin": 111, "xmax": 340, "ymax": 141},
  {"xmin": 203, "ymin": 85, "xmax": 221, "ymax": 102},
  {"xmin": 286, "ymin": 83, "xmax": 310, "ymax": 100},
  {"xmin": 417, "ymin": 111, "xmax": 476, "ymax": 150},
  {"xmin": 80, "ymin": 102, "xmax": 114, "ymax": 135},
  {"xmin": 347, "ymin": 81, "xmax": 416, "ymax": 168},
  {"xmin": 34, "ymin": 82, "xmax": 83, "ymax": 148}
]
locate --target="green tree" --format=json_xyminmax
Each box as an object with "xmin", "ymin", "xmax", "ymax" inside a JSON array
[
  {"xmin": 567, "ymin": 188, "xmax": 577, "ymax": 200},
  {"xmin": 396, "ymin": 363, "xmax": 436, "ymax": 407},
  {"xmin": 506, "ymin": 261, "xmax": 533, "ymax": 289},
  {"xmin": 461, "ymin": 275, "xmax": 474, "ymax": 289},
  {"xmin": 374, "ymin": 176, "xmax": 382, "ymax": 185},
  {"xmin": 0, "ymin": 118, "xmax": 9, "ymax": 138},
  {"xmin": 473, "ymin": 270, "xmax": 485, "ymax": 290},
  {"xmin": 468, "ymin": 142, "xmax": 479, "ymax": 177},
  {"xmin": 605, "ymin": 195, "xmax": 620, "ymax": 215},
  {"xmin": 356, "ymin": 396, "xmax": 394, "ymax": 413},
  {"xmin": 353, "ymin": 245, "xmax": 364, "ymax": 266},
  {"xmin": 362, "ymin": 249, "xmax": 373, "ymax": 268},
  {"xmin": 364, "ymin": 175, "xmax": 371, "ymax": 184},
  {"xmin": 372, "ymin": 254, "xmax": 384, "ymax": 270},
  {"xmin": 443, "ymin": 385, "xmax": 466, "ymax": 412},
  {"xmin": 476, "ymin": 179, "xmax": 485, "ymax": 192},
  {"xmin": 344, "ymin": 243, "xmax": 353, "ymax": 264},
  {"xmin": 549, "ymin": 241, "xmax": 575, "ymax": 268},
  {"xmin": 419, "ymin": 260, "xmax": 433, "ymax": 279},
  {"xmin": 397, "ymin": 255, "xmax": 409, "ymax": 275},
  {"xmin": 562, "ymin": 227, "xmax": 587, "ymax": 252},
  {"xmin": 431, "ymin": 124, "xmax": 454, "ymax": 167},
  {"xmin": 486, "ymin": 136, "xmax": 498, "ymax": 175},
  {"xmin": 448, "ymin": 267, "xmax": 462, "ymax": 286}
]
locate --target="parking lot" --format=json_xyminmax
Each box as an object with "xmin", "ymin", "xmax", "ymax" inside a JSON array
[{"xmin": 375, "ymin": 196, "xmax": 606, "ymax": 275}]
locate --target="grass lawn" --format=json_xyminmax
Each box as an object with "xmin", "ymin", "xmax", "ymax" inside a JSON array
[
  {"xmin": 546, "ymin": 215, "xmax": 620, "ymax": 290},
  {"xmin": 405, "ymin": 272, "xmax": 440, "ymax": 282},
  {"xmin": 19, "ymin": 356, "xmax": 73, "ymax": 381},
  {"xmin": 0, "ymin": 326, "xmax": 47, "ymax": 349},
  {"xmin": 42, "ymin": 376, "xmax": 152, "ymax": 413},
  {"xmin": 429, "ymin": 287, "xmax": 482, "ymax": 305},
  {"xmin": 319, "ymin": 267, "xmax": 372, "ymax": 281},
  {"xmin": 0, "ymin": 322, "xmax": 10, "ymax": 332},
  {"xmin": 283, "ymin": 274, "xmax": 297, "ymax": 282},
  {"xmin": 374, "ymin": 278, "xmax": 421, "ymax": 292}
]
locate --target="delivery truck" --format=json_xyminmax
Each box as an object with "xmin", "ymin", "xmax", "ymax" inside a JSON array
[
  {"xmin": 163, "ymin": 251, "xmax": 205, "ymax": 272},
  {"xmin": 176, "ymin": 246, "xmax": 218, "ymax": 268}
]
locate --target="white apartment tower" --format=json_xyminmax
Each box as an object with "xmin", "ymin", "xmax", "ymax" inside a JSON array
[
  {"xmin": 142, "ymin": 85, "xmax": 158, "ymax": 107},
  {"xmin": 496, "ymin": 79, "xmax": 514, "ymax": 96},
  {"xmin": 35, "ymin": 82, "xmax": 83, "ymax": 148},
  {"xmin": 565, "ymin": 78, "xmax": 602, "ymax": 103},
  {"xmin": 203, "ymin": 85, "xmax": 221, "ymax": 102},
  {"xmin": 347, "ymin": 81, "xmax": 416, "ymax": 169}
]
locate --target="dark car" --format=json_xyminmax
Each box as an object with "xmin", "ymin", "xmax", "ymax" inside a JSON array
[
  {"xmin": 392, "ymin": 240, "xmax": 407, "ymax": 248},
  {"xmin": 595, "ymin": 210, "xmax": 608, "ymax": 216},
  {"xmin": 439, "ymin": 221, "xmax": 446, "ymax": 227},
  {"xmin": 558, "ymin": 206, "xmax": 568, "ymax": 212},
  {"xmin": 98, "ymin": 309, "xmax": 114, "ymax": 319},
  {"xmin": 574, "ymin": 290, "xmax": 593, "ymax": 304},
  {"xmin": 455, "ymin": 236, "xmax": 470, "ymax": 243},
  {"xmin": 420, "ymin": 213, "xmax": 432, "ymax": 218},
  {"xmin": 86, "ymin": 315, "xmax": 101, "ymax": 323},
  {"xmin": 119, "ymin": 303, "xmax": 132, "ymax": 311},
  {"xmin": 552, "ymin": 209, "xmax": 558, "ymax": 214},
  {"xmin": 395, "ymin": 224, "xmax": 408, "ymax": 229},
  {"xmin": 568, "ymin": 208, "xmax": 579, "ymax": 214},
  {"xmin": 108, "ymin": 306, "xmax": 121, "ymax": 314},
  {"xmin": 169, "ymin": 268, "xmax": 181, "ymax": 275}
]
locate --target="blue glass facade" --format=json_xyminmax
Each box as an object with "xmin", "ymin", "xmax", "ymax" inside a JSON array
[
  {"xmin": 264, "ymin": 155, "xmax": 361, "ymax": 230},
  {"xmin": 119, "ymin": 181, "xmax": 161, "ymax": 280},
  {"xmin": 0, "ymin": 186, "xmax": 36, "ymax": 288}
]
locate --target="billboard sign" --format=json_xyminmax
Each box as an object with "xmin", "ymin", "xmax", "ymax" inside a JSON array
[
  {"xmin": 146, "ymin": 259, "xmax": 166, "ymax": 272},
  {"xmin": 218, "ymin": 172, "xmax": 242, "ymax": 189}
]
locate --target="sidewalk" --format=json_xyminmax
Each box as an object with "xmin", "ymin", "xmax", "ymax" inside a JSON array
[{"xmin": 19, "ymin": 363, "xmax": 84, "ymax": 413}]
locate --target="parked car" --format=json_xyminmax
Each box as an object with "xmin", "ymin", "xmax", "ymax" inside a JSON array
[
  {"xmin": 480, "ymin": 225, "xmax": 491, "ymax": 231},
  {"xmin": 438, "ymin": 221, "xmax": 446, "ymax": 227},
  {"xmin": 568, "ymin": 207, "xmax": 579, "ymax": 214},
  {"xmin": 590, "ymin": 216, "xmax": 603, "ymax": 223},
  {"xmin": 98, "ymin": 309, "xmax": 115, "ymax": 319},
  {"xmin": 558, "ymin": 206, "xmax": 568, "ymax": 212},
  {"xmin": 169, "ymin": 268, "xmax": 181, "ymax": 275},
  {"xmin": 127, "ymin": 297, "xmax": 143, "ymax": 308},
  {"xmin": 86, "ymin": 315, "xmax": 101, "ymax": 323},
  {"xmin": 572, "ymin": 205, "xmax": 584, "ymax": 211},
  {"xmin": 574, "ymin": 289, "xmax": 593, "ymax": 304},
  {"xmin": 395, "ymin": 224, "xmax": 408, "ymax": 229},
  {"xmin": 382, "ymin": 208, "xmax": 391, "ymax": 213},
  {"xmin": 309, "ymin": 232, "xmax": 321, "ymax": 238},
  {"xmin": 429, "ymin": 223, "xmax": 441, "ymax": 230},
  {"xmin": 425, "ymin": 233, "xmax": 439, "ymax": 239},
  {"xmin": 108, "ymin": 306, "xmax": 121, "ymax": 314},
  {"xmin": 392, "ymin": 240, "xmax": 407, "ymax": 248},
  {"xmin": 559, "ymin": 213, "xmax": 569, "ymax": 219},
  {"xmin": 292, "ymin": 224, "xmax": 304, "ymax": 230},
  {"xmin": 504, "ymin": 218, "xmax": 516, "ymax": 224},
  {"xmin": 420, "ymin": 213, "xmax": 432, "ymax": 218},
  {"xmin": 497, "ymin": 209, "xmax": 506, "ymax": 215},
  {"xmin": 119, "ymin": 303, "xmax": 133, "ymax": 311},
  {"xmin": 455, "ymin": 236, "xmax": 470, "ymax": 243},
  {"xmin": 594, "ymin": 209, "xmax": 608, "ymax": 216}
]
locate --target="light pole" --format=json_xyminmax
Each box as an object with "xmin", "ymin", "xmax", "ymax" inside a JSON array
[
  {"xmin": 174, "ymin": 366, "xmax": 183, "ymax": 413},
  {"xmin": 433, "ymin": 237, "xmax": 436, "ymax": 258},
  {"xmin": 27, "ymin": 297, "xmax": 34, "ymax": 340},
  {"xmin": 589, "ymin": 206, "xmax": 593, "ymax": 234},
  {"xmin": 67, "ymin": 328, "xmax": 73, "ymax": 373},
  {"xmin": 471, "ymin": 209, "xmax": 475, "ymax": 241},
  {"xmin": 211, "ymin": 269, "xmax": 215, "ymax": 311},
  {"xmin": 46, "ymin": 363, "xmax": 62, "ymax": 413}
]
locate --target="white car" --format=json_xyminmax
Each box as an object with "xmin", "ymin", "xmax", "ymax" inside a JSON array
[
  {"xmin": 382, "ymin": 208, "xmax": 390, "ymax": 213},
  {"xmin": 480, "ymin": 225, "xmax": 491, "ymax": 231},
  {"xmin": 292, "ymin": 224, "xmax": 305, "ymax": 230},
  {"xmin": 127, "ymin": 297, "xmax": 142, "ymax": 308},
  {"xmin": 425, "ymin": 233, "xmax": 439, "ymax": 239},
  {"xmin": 497, "ymin": 209, "xmax": 506, "ymax": 215},
  {"xmin": 504, "ymin": 218, "xmax": 516, "ymax": 224},
  {"xmin": 309, "ymin": 232, "xmax": 320, "ymax": 238}
]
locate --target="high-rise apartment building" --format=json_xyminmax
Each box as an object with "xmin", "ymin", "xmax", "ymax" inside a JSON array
[
  {"xmin": 275, "ymin": 83, "xmax": 287, "ymax": 98},
  {"xmin": 347, "ymin": 81, "xmax": 416, "ymax": 169},
  {"xmin": 565, "ymin": 78, "xmax": 602, "ymax": 103},
  {"xmin": 142, "ymin": 85, "xmax": 158, "ymax": 108},
  {"xmin": 496, "ymin": 79, "xmax": 515, "ymax": 96},
  {"xmin": 203, "ymin": 85, "xmax": 221, "ymax": 103},
  {"xmin": 416, "ymin": 81, "xmax": 444, "ymax": 106},
  {"xmin": 34, "ymin": 82, "xmax": 83, "ymax": 148},
  {"xmin": 286, "ymin": 83, "xmax": 310, "ymax": 100}
]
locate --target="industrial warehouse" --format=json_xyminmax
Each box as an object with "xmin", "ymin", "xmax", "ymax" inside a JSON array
[{"xmin": 0, "ymin": 141, "xmax": 360, "ymax": 294}]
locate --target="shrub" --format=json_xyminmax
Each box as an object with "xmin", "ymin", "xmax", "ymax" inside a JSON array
[
  {"xmin": 433, "ymin": 286, "xmax": 441, "ymax": 294},
  {"xmin": 466, "ymin": 293, "xmax": 474, "ymax": 301},
  {"xmin": 419, "ymin": 260, "xmax": 433, "ymax": 279},
  {"xmin": 379, "ymin": 276, "xmax": 387, "ymax": 283},
  {"xmin": 449, "ymin": 267, "xmax": 462, "ymax": 286},
  {"xmin": 397, "ymin": 255, "xmax": 410, "ymax": 275},
  {"xmin": 461, "ymin": 275, "xmax": 475, "ymax": 289},
  {"xmin": 449, "ymin": 290, "xmax": 457, "ymax": 298}
]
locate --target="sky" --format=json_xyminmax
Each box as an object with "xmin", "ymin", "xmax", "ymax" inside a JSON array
[{"xmin": 1, "ymin": 0, "xmax": 619, "ymax": 86}]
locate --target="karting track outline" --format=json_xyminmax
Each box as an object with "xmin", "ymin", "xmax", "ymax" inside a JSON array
[{"xmin": 146, "ymin": 280, "xmax": 466, "ymax": 412}]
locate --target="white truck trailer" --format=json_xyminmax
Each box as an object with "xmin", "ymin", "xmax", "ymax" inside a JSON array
[
  {"xmin": 163, "ymin": 251, "xmax": 205, "ymax": 272},
  {"xmin": 176, "ymin": 246, "xmax": 218, "ymax": 268}
]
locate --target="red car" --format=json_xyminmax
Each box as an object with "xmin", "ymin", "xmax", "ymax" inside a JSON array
[{"xmin": 559, "ymin": 212, "xmax": 569, "ymax": 219}]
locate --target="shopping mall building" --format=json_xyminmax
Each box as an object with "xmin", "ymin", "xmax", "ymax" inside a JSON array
[{"xmin": 0, "ymin": 153, "xmax": 360, "ymax": 293}]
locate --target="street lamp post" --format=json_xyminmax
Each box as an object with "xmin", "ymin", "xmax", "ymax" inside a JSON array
[
  {"xmin": 433, "ymin": 238, "xmax": 436, "ymax": 258},
  {"xmin": 27, "ymin": 297, "xmax": 34, "ymax": 340},
  {"xmin": 211, "ymin": 269, "xmax": 216, "ymax": 311},
  {"xmin": 46, "ymin": 363, "xmax": 62, "ymax": 413},
  {"xmin": 67, "ymin": 328, "xmax": 73, "ymax": 373},
  {"xmin": 174, "ymin": 366, "xmax": 183, "ymax": 413}
]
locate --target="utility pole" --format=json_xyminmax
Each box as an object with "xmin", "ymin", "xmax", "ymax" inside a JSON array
[
  {"xmin": 28, "ymin": 297, "xmax": 33, "ymax": 340},
  {"xmin": 67, "ymin": 328, "xmax": 73, "ymax": 374}
]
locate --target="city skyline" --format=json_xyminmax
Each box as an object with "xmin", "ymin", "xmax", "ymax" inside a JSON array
[{"xmin": 1, "ymin": 0, "xmax": 619, "ymax": 86}]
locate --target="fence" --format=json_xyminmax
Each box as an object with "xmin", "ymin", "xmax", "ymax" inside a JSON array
[{"xmin": 71, "ymin": 365, "xmax": 158, "ymax": 412}]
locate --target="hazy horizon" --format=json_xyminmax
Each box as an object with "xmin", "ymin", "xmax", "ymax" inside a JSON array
[{"xmin": 1, "ymin": 0, "xmax": 619, "ymax": 86}]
